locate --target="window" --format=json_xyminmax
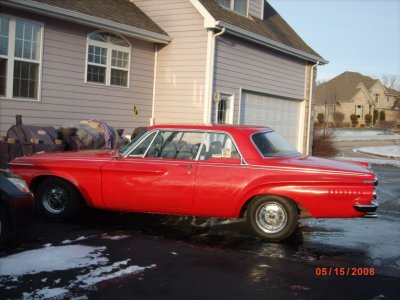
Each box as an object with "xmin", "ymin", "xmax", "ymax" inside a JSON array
[
  {"xmin": 218, "ymin": 0, "xmax": 248, "ymax": 15},
  {"xmin": 86, "ymin": 32, "xmax": 130, "ymax": 87},
  {"xmin": 202, "ymin": 132, "xmax": 240, "ymax": 160},
  {"xmin": 374, "ymin": 93, "xmax": 380, "ymax": 102},
  {"xmin": 252, "ymin": 131, "xmax": 298, "ymax": 157},
  {"xmin": 355, "ymin": 105, "xmax": 363, "ymax": 118},
  {"xmin": 125, "ymin": 130, "xmax": 240, "ymax": 161},
  {"xmin": 215, "ymin": 93, "xmax": 233, "ymax": 124},
  {"xmin": 0, "ymin": 16, "xmax": 42, "ymax": 100}
]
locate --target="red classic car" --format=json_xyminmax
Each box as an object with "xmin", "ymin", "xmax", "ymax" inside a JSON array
[{"xmin": 9, "ymin": 125, "xmax": 378, "ymax": 241}]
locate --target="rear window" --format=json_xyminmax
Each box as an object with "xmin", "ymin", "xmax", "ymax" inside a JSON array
[{"xmin": 252, "ymin": 131, "xmax": 299, "ymax": 157}]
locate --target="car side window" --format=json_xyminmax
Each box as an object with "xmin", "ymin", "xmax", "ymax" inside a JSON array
[
  {"xmin": 145, "ymin": 131, "xmax": 204, "ymax": 160},
  {"xmin": 128, "ymin": 132, "xmax": 157, "ymax": 157},
  {"xmin": 201, "ymin": 133, "xmax": 239, "ymax": 160}
]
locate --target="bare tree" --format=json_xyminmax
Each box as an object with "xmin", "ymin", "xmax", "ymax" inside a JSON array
[{"xmin": 381, "ymin": 75, "xmax": 400, "ymax": 90}]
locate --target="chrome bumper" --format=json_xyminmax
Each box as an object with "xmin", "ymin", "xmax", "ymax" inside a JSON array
[{"xmin": 354, "ymin": 200, "xmax": 379, "ymax": 218}]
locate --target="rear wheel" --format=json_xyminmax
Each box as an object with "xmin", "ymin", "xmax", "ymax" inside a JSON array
[
  {"xmin": 246, "ymin": 195, "xmax": 298, "ymax": 242},
  {"xmin": 35, "ymin": 178, "xmax": 81, "ymax": 221},
  {"xmin": 0, "ymin": 206, "xmax": 10, "ymax": 246}
]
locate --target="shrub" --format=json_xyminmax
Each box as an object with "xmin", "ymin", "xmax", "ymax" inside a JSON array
[
  {"xmin": 365, "ymin": 113, "xmax": 372, "ymax": 125},
  {"xmin": 373, "ymin": 109, "xmax": 379, "ymax": 124},
  {"xmin": 312, "ymin": 129, "xmax": 338, "ymax": 157},
  {"xmin": 379, "ymin": 110, "xmax": 386, "ymax": 121},
  {"xmin": 350, "ymin": 114, "xmax": 358, "ymax": 127},
  {"xmin": 317, "ymin": 113, "xmax": 325, "ymax": 124},
  {"xmin": 332, "ymin": 111, "xmax": 345, "ymax": 127}
]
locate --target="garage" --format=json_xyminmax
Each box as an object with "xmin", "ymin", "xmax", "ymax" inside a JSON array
[{"xmin": 240, "ymin": 91, "xmax": 301, "ymax": 147}]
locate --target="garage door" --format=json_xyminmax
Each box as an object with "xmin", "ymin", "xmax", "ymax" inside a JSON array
[{"xmin": 240, "ymin": 91, "xmax": 301, "ymax": 147}]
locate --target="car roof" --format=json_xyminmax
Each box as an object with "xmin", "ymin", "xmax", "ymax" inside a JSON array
[{"xmin": 148, "ymin": 124, "xmax": 273, "ymax": 134}]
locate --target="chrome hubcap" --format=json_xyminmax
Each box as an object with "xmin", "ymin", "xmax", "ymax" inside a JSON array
[
  {"xmin": 255, "ymin": 202, "xmax": 287, "ymax": 234},
  {"xmin": 42, "ymin": 186, "xmax": 67, "ymax": 214}
]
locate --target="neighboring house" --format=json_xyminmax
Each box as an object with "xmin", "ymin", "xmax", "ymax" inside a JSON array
[
  {"xmin": 0, "ymin": 0, "xmax": 326, "ymax": 154},
  {"xmin": 315, "ymin": 72, "xmax": 400, "ymax": 126}
]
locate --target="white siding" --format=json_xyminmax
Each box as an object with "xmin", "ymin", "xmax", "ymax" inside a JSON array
[
  {"xmin": 213, "ymin": 34, "xmax": 306, "ymax": 124},
  {"xmin": 248, "ymin": 0, "xmax": 263, "ymax": 19},
  {"xmin": 0, "ymin": 8, "xmax": 155, "ymax": 135},
  {"xmin": 134, "ymin": 0, "xmax": 208, "ymax": 124}
]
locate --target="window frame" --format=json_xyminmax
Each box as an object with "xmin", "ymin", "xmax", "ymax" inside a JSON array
[
  {"xmin": 123, "ymin": 129, "xmax": 245, "ymax": 163},
  {"xmin": 85, "ymin": 31, "xmax": 131, "ymax": 88},
  {"xmin": 0, "ymin": 14, "xmax": 44, "ymax": 101},
  {"xmin": 218, "ymin": 0, "xmax": 249, "ymax": 16},
  {"xmin": 215, "ymin": 93, "xmax": 234, "ymax": 124}
]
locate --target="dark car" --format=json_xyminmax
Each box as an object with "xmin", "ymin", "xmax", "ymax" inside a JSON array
[{"xmin": 0, "ymin": 169, "xmax": 34, "ymax": 246}]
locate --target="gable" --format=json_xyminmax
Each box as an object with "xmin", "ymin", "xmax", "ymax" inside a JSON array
[{"xmin": 194, "ymin": 0, "xmax": 326, "ymax": 63}]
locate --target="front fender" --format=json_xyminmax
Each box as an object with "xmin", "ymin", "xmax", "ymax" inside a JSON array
[{"xmin": 25, "ymin": 169, "xmax": 103, "ymax": 209}]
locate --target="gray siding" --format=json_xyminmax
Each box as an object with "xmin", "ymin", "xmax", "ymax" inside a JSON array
[
  {"xmin": 213, "ymin": 34, "xmax": 306, "ymax": 123},
  {"xmin": 248, "ymin": 0, "xmax": 263, "ymax": 19},
  {"xmin": 0, "ymin": 8, "xmax": 155, "ymax": 135},
  {"xmin": 134, "ymin": 0, "xmax": 208, "ymax": 124}
]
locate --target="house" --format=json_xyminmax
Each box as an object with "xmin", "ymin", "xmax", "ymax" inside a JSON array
[
  {"xmin": 315, "ymin": 72, "xmax": 400, "ymax": 126},
  {"xmin": 0, "ymin": 0, "xmax": 326, "ymax": 154}
]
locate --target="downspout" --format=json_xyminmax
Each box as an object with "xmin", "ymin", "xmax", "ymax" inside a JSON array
[
  {"xmin": 306, "ymin": 61, "xmax": 320, "ymax": 155},
  {"xmin": 204, "ymin": 27, "xmax": 225, "ymax": 124},
  {"xmin": 150, "ymin": 44, "xmax": 158, "ymax": 126}
]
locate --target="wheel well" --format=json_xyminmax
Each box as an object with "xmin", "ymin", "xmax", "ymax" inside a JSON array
[
  {"xmin": 30, "ymin": 176, "xmax": 84, "ymax": 203},
  {"xmin": 239, "ymin": 194, "xmax": 301, "ymax": 218}
]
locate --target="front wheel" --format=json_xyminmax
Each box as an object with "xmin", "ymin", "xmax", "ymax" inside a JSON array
[
  {"xmin": 246, "ymin": 196, "xmax": 298, "ymax": 242},
  {"xmin": 35, "ymin": 178, "xmax": 81, "ymax": 221}
]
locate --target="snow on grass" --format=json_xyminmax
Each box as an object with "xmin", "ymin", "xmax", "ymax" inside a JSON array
[
  {"xmin": 328, "ymin": 129, "xmax": 400, "ymax": 141},
  {"xmin": 355, "ymin": 146, "xmax": 400, "ymax": 159}
]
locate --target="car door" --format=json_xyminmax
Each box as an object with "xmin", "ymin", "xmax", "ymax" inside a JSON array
[
  {"xmin": 192, "ymin": 132, "xmax": 247, "ymax": 217},
  {"xmin": 101, "ymin": 130, "xmax": 204, "ymax": 214}
]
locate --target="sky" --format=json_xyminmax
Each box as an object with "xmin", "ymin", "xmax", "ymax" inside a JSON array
[{"xmin": 268, "ymin": 0, "xmax": 400, "ymax": 86}]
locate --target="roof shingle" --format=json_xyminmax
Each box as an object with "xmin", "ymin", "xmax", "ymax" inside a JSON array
[
  {"xmin": 315, "ymin": 71, "xmax": 400, "ymax": 105},
  {"xmin": 29, "ymin": 0, "xmax": 167, "ymax": 36},
  {"xmin": 198, "ymin": 0, "xmax": 323, "ymax": 60}
]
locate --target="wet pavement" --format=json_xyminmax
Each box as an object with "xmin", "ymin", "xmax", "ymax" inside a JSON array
[{"xmin": 1, "ymin": 165, "xmax": 399, "ymax": 300}]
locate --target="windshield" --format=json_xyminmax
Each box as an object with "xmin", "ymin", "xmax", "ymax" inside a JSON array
[{"xmin": 252, "ymin": 131, "xmax": 299, "ymax": 157}]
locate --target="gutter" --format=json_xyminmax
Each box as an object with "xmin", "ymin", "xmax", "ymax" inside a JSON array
[
  {"xmin": 216, "ymin": 21, "xmax": 328, "ymax": 64},
  {"xmin": 306, "ymin": 61, "xmax": 320, "ymax": 155},
  {"xmin": 203, "ymin": 27, "xmax": 226, "ymax": 124},
  {"xmin": 150, "ymin": 44, "xmax": 158, "ymax": 126},
  {"xmin": 1, "ymin": 0, "xmax": 172, "ymax": 44}
]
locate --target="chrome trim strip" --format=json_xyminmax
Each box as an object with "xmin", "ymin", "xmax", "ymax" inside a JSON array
[{"xmin": 8, "ymin": 162, "xmax": 34, "ymax": 167}]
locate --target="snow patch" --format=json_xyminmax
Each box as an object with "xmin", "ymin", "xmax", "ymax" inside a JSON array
[
  {"xmin": 331, "ymin": 129, "xmax": 400, "ymax": 141},
  {"xmin": 101, "ymin": 234, "xmax": 130, "ymax": 240},
  {"xmin": 22, "ymin": 287, "xmax": 70, "ymax": 300},
  {"xmin": 0, "ymin": 245, "xmax": 108, "ymax": 278},
  {"xmin": 0, "ymin": 244, "xmax": 157, "ymax": 299},
  {"xmin": 355, "ymin": 146, "xmax": 400, "ymax": 159}
]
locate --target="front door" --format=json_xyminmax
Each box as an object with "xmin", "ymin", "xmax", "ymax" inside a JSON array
[{"xmin": 101, "ymin": 130, "xmax": 204, "ymax": 214}]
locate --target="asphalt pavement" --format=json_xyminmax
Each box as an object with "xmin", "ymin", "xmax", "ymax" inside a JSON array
[
  {"xmin": 0, "ymin": 163, "xmax": 399, "ymax": 300},
  {"xmin": 1, "ymin": 138, "xmax": 399, "ymax": 299}
]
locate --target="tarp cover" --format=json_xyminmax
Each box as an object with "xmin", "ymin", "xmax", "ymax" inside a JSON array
[{"xmin": 7, "ymin": 125, "xmax": 58, "ymax": 144}]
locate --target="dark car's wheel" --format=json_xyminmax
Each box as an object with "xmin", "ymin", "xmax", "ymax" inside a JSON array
[
  {"xmin": 0, "ymin": 206, "xmax": 10, "ymax": 246},
  {"xmin": 35, "ymin": 178, "xmax": 81, "ymax": 221},
  {"xmin": 246, "ymin": 195, "xmax": 298, "ymax": 242}
]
